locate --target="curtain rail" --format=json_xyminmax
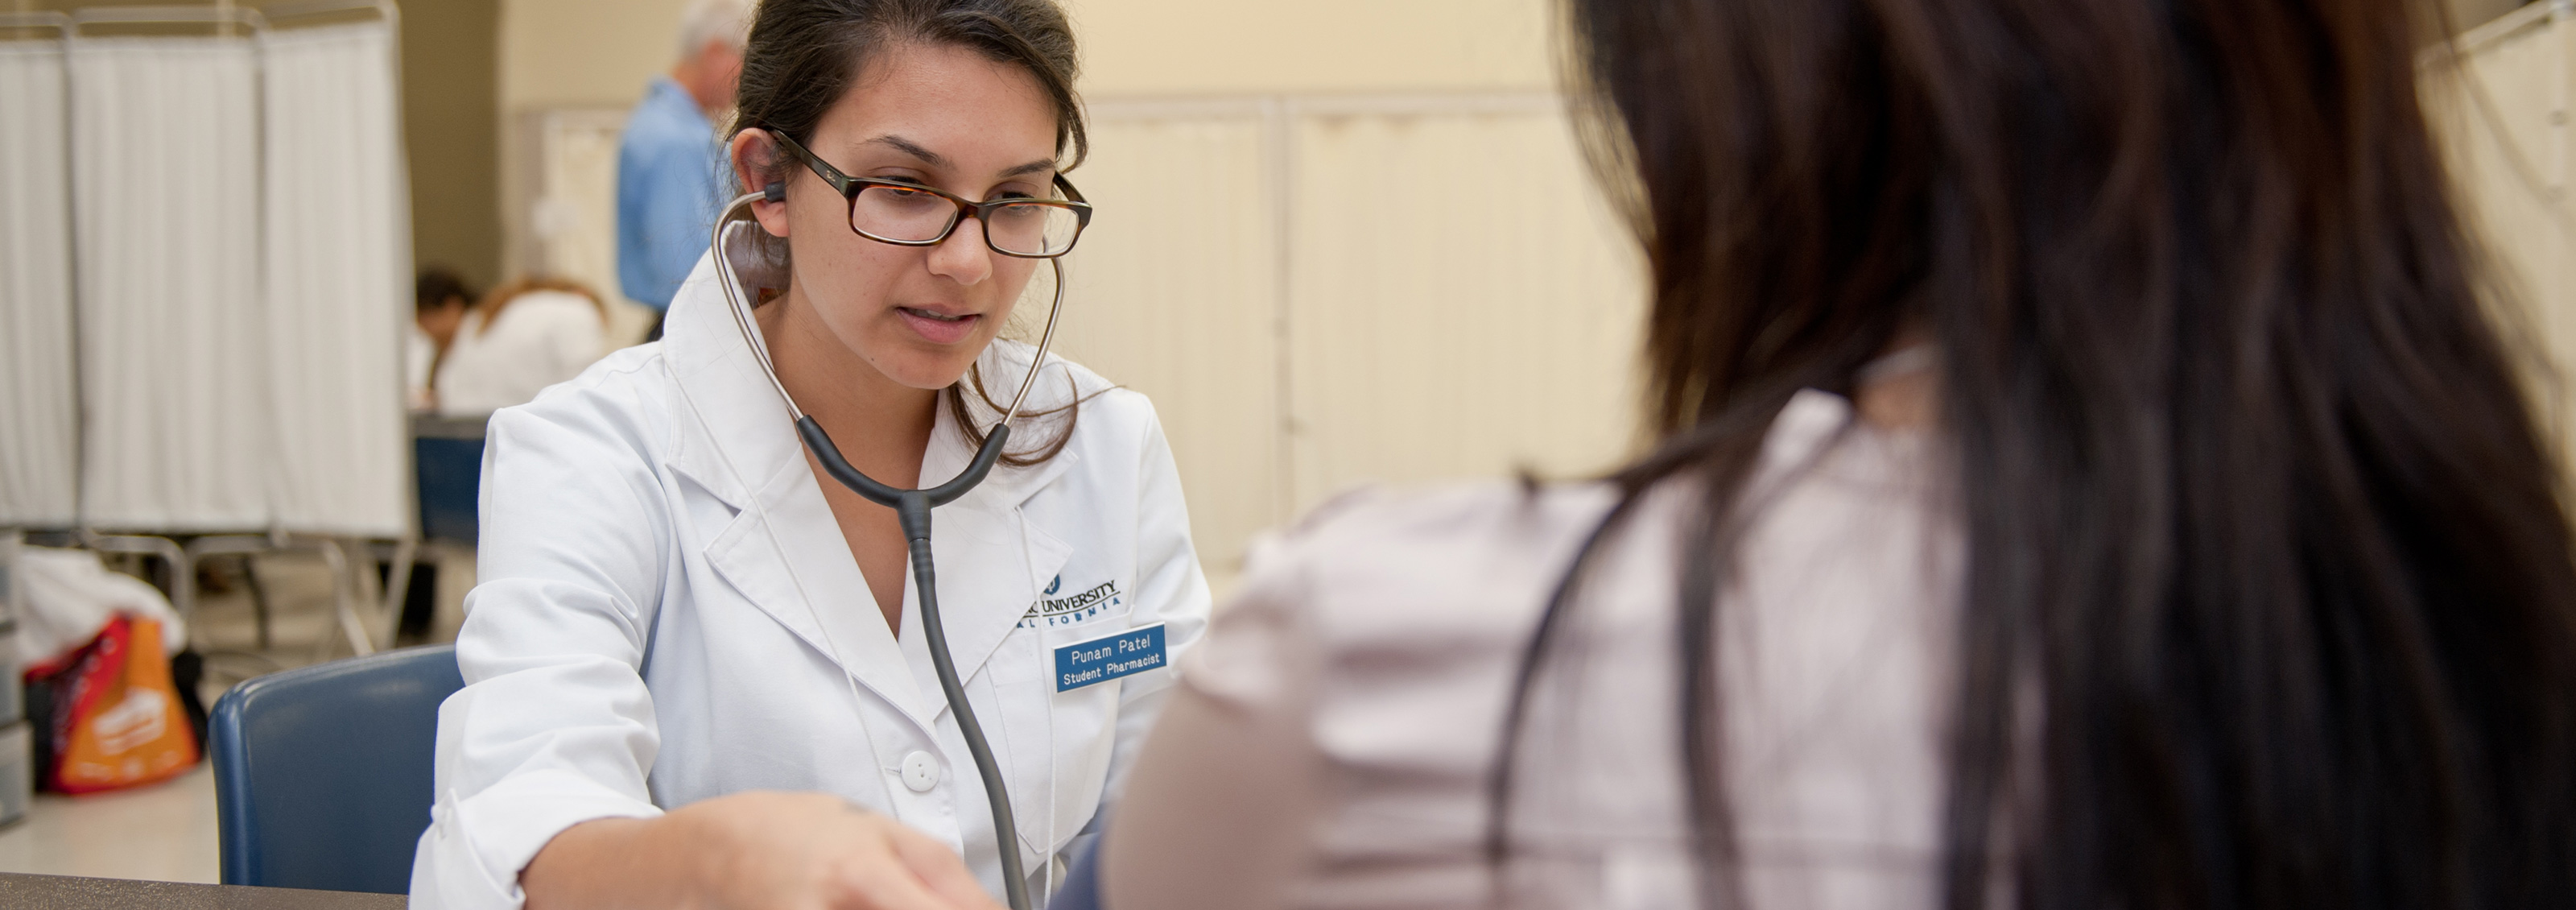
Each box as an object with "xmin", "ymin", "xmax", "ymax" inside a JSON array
[
  {"xmin": 259, "ymin": 0, "xmax": 398, "ymax": 30},
  {"xmin": 69, "ymin": 6, "xmax": 267, "ymax": 35},
  {"xmin": 0, "ymin": 11, "xmax": 74, "ymax": 36},
  {"xmin": 62, "ymin": 1, "xmax": 398, "ymax": 33}
]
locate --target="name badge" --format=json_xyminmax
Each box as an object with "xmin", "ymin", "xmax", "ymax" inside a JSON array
[{"xmin": 1054, "ymin": 623, "xmax": 1168, "ymax": 693}]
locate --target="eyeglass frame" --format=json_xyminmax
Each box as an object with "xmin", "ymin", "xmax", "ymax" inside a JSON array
[{"xmin": 762, "ymin": 129, "xmax": 1093, "ymax": 259}]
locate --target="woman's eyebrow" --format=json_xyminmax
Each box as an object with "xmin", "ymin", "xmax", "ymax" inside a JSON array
[
  {"xmin": 861, "ymin": 134, "xmax": 1054, "ymax": 179},
  {"xmin": 865, "ymin": 134, "xmax": 949, "ymax": 168}
]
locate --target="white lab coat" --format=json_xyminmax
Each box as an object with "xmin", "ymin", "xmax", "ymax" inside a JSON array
[{"xmin": 409, "ymin": 246, "xmax": 1212, "ymax": 909}]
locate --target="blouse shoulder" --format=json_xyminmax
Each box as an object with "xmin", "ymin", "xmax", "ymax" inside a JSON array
[
  {"xmin": 1255, "ymin": 482, "xmax": 1616, "ymax": 583},
  {"xmin": 1230, "ymin": 387, "xmax": 1939, "ymax": 651},
  {"xmin": 1225, "ymin": 481, "xmax": 1624, "ymax": 671}
]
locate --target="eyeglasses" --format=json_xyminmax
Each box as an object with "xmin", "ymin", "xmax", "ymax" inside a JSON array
[{"xmin": 768, "ymin": 130, "xmax": 1092, "ymax": 259}]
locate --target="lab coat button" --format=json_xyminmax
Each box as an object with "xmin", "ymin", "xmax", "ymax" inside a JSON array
[{"xmin": 900, "ymin": 751, "xmax": 940, "ymax": 792}]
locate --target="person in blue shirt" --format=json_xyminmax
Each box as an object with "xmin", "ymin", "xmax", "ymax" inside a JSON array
[{"xmin": 617, "ymin": 0, "xmax": 752, "ymax": 340}]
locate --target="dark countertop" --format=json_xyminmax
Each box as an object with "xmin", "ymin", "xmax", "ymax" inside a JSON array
[{"xmin": 0, "ymin": 873, "xmax": 405, "ymax": 909}]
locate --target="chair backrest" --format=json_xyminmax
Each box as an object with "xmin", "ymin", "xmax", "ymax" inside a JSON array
[
  {"xmin": 210, "ymin": 644, "xmax": 462, "ymax": 893},
  {"xmin": 413, "ymin": 432, "xmax": 485, "ymax": 544}
]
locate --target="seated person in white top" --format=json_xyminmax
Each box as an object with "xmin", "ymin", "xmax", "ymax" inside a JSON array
[
  {"xmin": 434, "ymin": 277, "xmax": 609, "ymax": 417},
  {"xmin": 1096, "ymin": 0, "xmax": 2576, "ymax": 907}
]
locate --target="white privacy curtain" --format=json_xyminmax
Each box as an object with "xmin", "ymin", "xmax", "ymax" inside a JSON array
[
  {"xmin": 0, "ymin": 41, "xmax": 80, "ymax": 527},
  {"xmin": 262, "ymin": 22, "xmax": 410, "ymax": 536},
  {"xmin": 72, "ymin": 36, "xmax": 272, "ymax": 532}
]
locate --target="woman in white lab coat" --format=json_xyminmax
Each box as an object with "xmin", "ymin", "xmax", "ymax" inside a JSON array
[{"xmin": 408, "ymin": 2, "xmax": 1211, "ymax": 908}]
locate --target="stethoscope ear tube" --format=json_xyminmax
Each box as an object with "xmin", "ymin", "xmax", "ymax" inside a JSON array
[{"xmin": 713, "ymin": 190, "xmax": 1053, "ymax": 910}]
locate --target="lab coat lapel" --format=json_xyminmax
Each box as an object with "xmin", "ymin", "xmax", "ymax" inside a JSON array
[
  {"xmin": 906, "ymin": 372, "xmax": 1075, "ymax": 697},
  {"xmin": 661, "ymin": 248, "xmax": 935, "ymax": 723},
  {"xmin": 705, "ymin": 456, "xmax": 933, "ymax": 718}
]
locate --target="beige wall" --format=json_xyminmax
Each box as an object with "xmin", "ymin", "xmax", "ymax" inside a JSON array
[
  {"xmin": 2433, "ymin": 3, "xmax": 2576, "ymax": 463},
  {"xmin": 1066, "ymin": 0, "xmax": 1555, "ymax": 94},
  {"xmin": 2446, "ymin": 0, "xmax": 2534, "ymax": 33},
  {"xmin": 494, "ymin": 0, "xmax": 1557, "ymax": 113},
  {"xmin": 1052, "ymin": 98, "xmax": 1642, "ymax": 583},
  {"xmin": 404, "ymin": 0, "xmax": 502, "ymax": 290},
  {"xmin": 497, "ymin": 0, "xmax": 685, "ymax": 111}
]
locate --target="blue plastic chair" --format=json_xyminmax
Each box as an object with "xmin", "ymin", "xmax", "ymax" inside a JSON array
[
  {"xmin": 414, "ymin": 434, "xmax": 485, "ymax": 544},
  {"xmin": 210, "ymin": 644, "xmax": 464, "ymax": 894}
]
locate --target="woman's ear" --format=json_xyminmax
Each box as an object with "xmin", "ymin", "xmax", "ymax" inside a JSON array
[{"xmin": 730, "ymin": 129, "xmax": 791, "ymax": 238}]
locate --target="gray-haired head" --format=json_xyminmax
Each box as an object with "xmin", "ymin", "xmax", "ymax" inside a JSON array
[{"xmin": 675, "ymin": 0, "xmax": 754, "ymax": 61}]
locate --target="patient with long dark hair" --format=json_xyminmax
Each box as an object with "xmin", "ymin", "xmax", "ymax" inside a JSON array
[{"xmin": 1094, "ymin": 0, "xmax": 2576, "ymax": 906}]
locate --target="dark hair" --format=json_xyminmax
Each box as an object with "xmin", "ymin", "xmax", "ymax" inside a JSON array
[
  {"xmin": 1492, "ymin": 0, "xmax": 2576, "ymax": 907},
  {"xmin": 729, "ymin": 0, "xmax": 1092, "ymax": 466},
  {"xmin": 473, "ymin": 275, "xmax": 608, "ymax": 337},
  {"xmin": 729, "ymin": 0, "xmax": 1086, "ymax": 180},
  {"xmin": 415, "ymin": 267, "xmax": 475, "ymax": 315}
]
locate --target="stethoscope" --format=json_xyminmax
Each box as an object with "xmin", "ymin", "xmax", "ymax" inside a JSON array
[{"xmin": 707, "ymin": 181, "xmax": 1069, "ymax": 910}]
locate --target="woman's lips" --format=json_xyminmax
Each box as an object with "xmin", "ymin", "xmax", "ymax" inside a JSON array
[{"xmin": 898, "ymin": 307, "xmax": 982, "ymax": 345}]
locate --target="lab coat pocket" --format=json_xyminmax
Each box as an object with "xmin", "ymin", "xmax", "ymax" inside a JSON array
[{"xmin": 993, "ymin": 621, "xmax": 1119, "ymax": 864}]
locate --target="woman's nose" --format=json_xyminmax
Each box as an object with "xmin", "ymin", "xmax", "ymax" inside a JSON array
[{"xmin": 927, "ymin": 217, "xmax": 993, "ymax": 285}]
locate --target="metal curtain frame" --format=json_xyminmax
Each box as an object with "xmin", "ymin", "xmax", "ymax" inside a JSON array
[{"xmin": 66, "ymin": 0, "xmax": 418, "ymax": 659}]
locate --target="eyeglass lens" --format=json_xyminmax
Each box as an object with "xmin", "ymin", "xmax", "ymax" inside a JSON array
[{"xmin": 852, "ymin": 184, "xmax": 1083, "ymax": 257}]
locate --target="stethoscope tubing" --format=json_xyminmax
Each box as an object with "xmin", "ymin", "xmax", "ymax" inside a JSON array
[{"xmin": 711, "ymin": 191, "xmax": 1067, "ymax": 910}]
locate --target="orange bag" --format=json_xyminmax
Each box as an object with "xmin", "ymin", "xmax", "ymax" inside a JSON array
[{"xmin": 42, "ymin": 614, "xmax": 199, "ymax": 793}]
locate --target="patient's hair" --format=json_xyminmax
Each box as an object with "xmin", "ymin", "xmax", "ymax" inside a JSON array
[
  {"xmin": 726, "ymin": 0, "xmax": 1092, "ymax": 466},
  {"xmin": 415, "ymin": 267, "xmax": 474, "ymax": 315},
  {"xmin": 1493, "ymin": 0, "xmax": 2576, "ymax": 906},
  {"xmin": 473, "ymin": 276, "xmax": 607, "ymax": 337}
]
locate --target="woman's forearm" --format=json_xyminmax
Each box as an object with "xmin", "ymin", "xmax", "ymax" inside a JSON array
[
  {"xmin": 524, "ymin": 815, "xmax": 704, "ymax": 910},
  {"xmin": 520, "ymin": 791, "xmax": 1005, "ymax": 910}
]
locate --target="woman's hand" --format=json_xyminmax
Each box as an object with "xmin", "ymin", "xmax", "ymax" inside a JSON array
[{"xmin": 523, "ymin": 790, "xmax": 1007, "ymax": 910}]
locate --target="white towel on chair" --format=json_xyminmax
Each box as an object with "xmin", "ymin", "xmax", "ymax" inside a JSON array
[{"xmin": 10, "ymin": 546, "xmax": 185, "ymax": 668}]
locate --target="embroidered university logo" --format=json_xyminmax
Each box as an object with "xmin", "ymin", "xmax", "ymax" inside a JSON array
[{"xmin": 1018, "ymin": 576, "xmax": 1123, "ymax": 629}]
